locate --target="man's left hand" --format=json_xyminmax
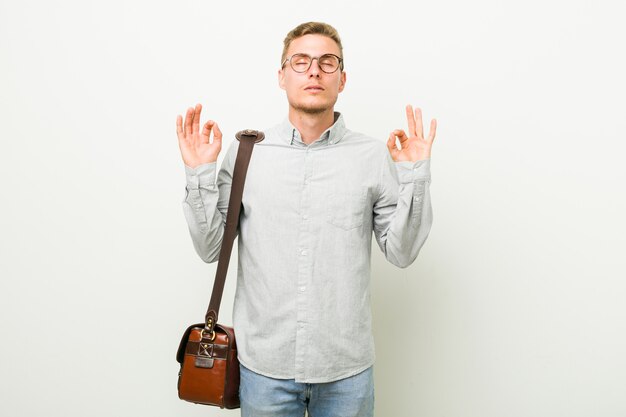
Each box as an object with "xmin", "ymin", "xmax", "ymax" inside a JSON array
[{"xmin": 387, "ymin": 105, "xmax": 437, "ymax": 162}]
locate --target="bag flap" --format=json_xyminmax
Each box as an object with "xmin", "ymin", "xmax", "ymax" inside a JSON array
[{"xmin": 176, "ymin": 323, "xmax": 204, "ymax": 364}]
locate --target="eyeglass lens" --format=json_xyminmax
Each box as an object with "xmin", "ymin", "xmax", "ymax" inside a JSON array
[{"xmin": 290, "ymin": 54, "xmax": 340, "ymax": 73}]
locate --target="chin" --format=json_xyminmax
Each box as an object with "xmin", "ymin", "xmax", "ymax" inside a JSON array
[
  {"xmin": 291, "ymin": 98, "xmax": 337, "ymax": 115},
  {"xmin": 296, "ymin": 105, "xmax": 328, "ymax": 115}
]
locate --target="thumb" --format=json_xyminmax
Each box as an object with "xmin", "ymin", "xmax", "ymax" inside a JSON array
[
  {"xmin": 212, "ymin": 122, "xmax": 223, "ymax": 143},
  {"xmin": 387, "ymin": 132, "xmax": 397, "ymax": 153}
]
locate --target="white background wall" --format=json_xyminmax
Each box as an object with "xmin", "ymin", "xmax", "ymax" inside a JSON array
[{"xmin": 1, "ymin": 0, "xmax": 625, "ymax": 416}]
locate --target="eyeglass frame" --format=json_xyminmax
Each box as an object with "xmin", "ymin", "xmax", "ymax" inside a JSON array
[{"xmin": 281, "ymin": 53, "xmax": 344, "ymax": 74}]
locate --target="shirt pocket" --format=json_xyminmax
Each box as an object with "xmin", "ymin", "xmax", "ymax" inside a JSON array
[{"xmin": 325, "ymin": 187, "xmax": 369, "ymax": 231}]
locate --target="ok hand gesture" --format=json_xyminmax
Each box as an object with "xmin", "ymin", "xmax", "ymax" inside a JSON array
[
  {"xmin": 176, "ymin": 103, "xmax": 222, "ymax": 168},
  {"xmin": 387, "ymin": 105, "xmax": 437, "ymax": 162}
]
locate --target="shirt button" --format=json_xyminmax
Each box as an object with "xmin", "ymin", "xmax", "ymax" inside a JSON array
[
  {"xmin": 302, "ymin": 214, "xmax": 308, "ymax": 220},
  {"xmin": 300, "ymin": 249, "xmax": 307, "ymax": 256},
  {"xmin": 299, "ymin": 286, "xmax": 306, "ymax": 292}
]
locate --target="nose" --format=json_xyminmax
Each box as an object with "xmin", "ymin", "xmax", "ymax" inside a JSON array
[{"xmin": 308, "ymin": 58, "xmax": 321, "ymax": 77}]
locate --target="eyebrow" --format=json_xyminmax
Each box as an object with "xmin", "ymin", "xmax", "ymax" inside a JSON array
[{"xmin": 291, "ymin": 52, "xmax": 339, "ymax": 56}]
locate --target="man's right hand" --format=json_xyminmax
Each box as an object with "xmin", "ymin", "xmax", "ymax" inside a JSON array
[{"xmin": 176, "ymin": 103, "xmax": 222, "ymax": 168}]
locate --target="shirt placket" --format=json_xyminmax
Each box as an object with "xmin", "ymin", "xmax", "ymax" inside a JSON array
[{"xmin": 294, "ymin": 139, "xmax": 315, "ymax": 380}]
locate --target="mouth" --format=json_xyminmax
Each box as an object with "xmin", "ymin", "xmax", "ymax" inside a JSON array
[{"xmin": 304, "ymin": 85, "xmax": 324, "ymax": 93}]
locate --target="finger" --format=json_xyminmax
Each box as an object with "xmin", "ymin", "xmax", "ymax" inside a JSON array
[
  {"xmin": 176, "ymin": 114, "xmax": 184, "ymax": 139},
  {"xmin": 414, "ymin": 107, "xmax": 424, "ymax": 139},
  {"xmin": 393, "ymin": 129, "xmax": 410, "ymax": 145},
  {"xmin": 405, "ymin": 104, "xmax": 417, "ymax": 137},
  {"xmin": 192, "ymin": 103, "xmax": 202, "ymax": 136},
  {"xmin": 428, "ymin": 119, "xmax": 437, "ymax": 142},
  {"xmin": 184, "ymin": 107, "xmax": 194, "ymax": 137}
]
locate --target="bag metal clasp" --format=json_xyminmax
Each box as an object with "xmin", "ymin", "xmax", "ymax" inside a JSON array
[{"xmin": 235, "ymin": 129, "xmax": 265, "ymax": 143}]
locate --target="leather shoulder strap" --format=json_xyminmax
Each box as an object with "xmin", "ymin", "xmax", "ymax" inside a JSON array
[{"xmin": 204, "ymin": 129, "xmax": 264, "ymax": 334}]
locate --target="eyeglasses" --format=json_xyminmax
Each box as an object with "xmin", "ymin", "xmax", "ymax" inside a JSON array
[{"xmin": 281, "ymin": 53, "xmax": 344, "ymax": 74}]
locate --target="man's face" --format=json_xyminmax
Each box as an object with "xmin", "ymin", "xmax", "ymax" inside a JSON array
[{"xmin": 278, "ymin": 34, "xmax": 346, "ymax": 115}]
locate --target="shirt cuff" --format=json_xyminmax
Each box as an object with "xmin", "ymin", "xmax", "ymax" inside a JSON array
[
  {"xmin": 185, "ymin": 162, "xmax": 217, "ymax": 189},
  {"xmin": 395, "ymin": 158, "xmax": 431, "ymax": 184}
]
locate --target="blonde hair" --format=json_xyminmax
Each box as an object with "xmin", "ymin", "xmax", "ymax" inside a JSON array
[{"xmin": 281, "ymin": 22, "xmax": 344, "ymax": 66}]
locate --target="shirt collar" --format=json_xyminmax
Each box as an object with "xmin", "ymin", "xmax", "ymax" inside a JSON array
[{"xmin": 279, "ymin": 111, "xmax": 347, "ymax": 146}]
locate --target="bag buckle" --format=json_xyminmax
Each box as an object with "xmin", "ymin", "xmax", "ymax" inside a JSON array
[
  {"xmin": 200, "ymin": 328, "xmax": 216, "ymax": 341},
  {"xmin": 235, "ymin": 129, "xmax": 265, "ymax": 143}
]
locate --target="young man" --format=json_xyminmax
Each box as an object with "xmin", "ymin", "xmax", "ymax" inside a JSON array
[{"xmin": 176, "ymin": 21, "xmax": 437, "ymax": 417}]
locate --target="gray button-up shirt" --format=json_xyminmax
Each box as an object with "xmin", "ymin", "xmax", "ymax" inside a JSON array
[{"xmin": 182, "ymin": 112, "xmax": 433, "ymax": 383}]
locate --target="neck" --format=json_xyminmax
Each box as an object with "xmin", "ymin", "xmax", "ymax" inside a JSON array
[{"xmin": 288, "ymin": 107, "xmax": 336, "ymax": 145}]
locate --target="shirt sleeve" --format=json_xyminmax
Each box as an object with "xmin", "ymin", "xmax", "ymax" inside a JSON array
[
  {"xmin": 181, "ymin": 140, "xmax": 238, "ymax": 263},
  {"xmin": 372, "ymin": 151, "xmax": 433, "ymax": 268}
]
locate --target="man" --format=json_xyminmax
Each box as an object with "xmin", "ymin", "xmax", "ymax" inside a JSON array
[{"xmin": 176, "ymin": 21, "xmax": 437, "ymax": 417}]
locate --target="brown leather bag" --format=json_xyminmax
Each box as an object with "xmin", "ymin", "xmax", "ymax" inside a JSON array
[{"xmin": 176, "ymin": 129, "xmax": 264, "ymax": 409}]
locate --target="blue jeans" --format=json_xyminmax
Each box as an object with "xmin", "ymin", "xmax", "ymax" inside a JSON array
[{"xmin": 239, "ymin": 363, "xmax": 375, "ymax": 417}]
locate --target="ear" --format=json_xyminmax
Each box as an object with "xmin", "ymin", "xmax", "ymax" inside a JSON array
[
  {"xmin": 278, "ymin": 68, "xmax": 286, "ymax": 90},
  {"xmin": 338, "ymin": 71, "xmax": 347, "ymax": 93}
]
